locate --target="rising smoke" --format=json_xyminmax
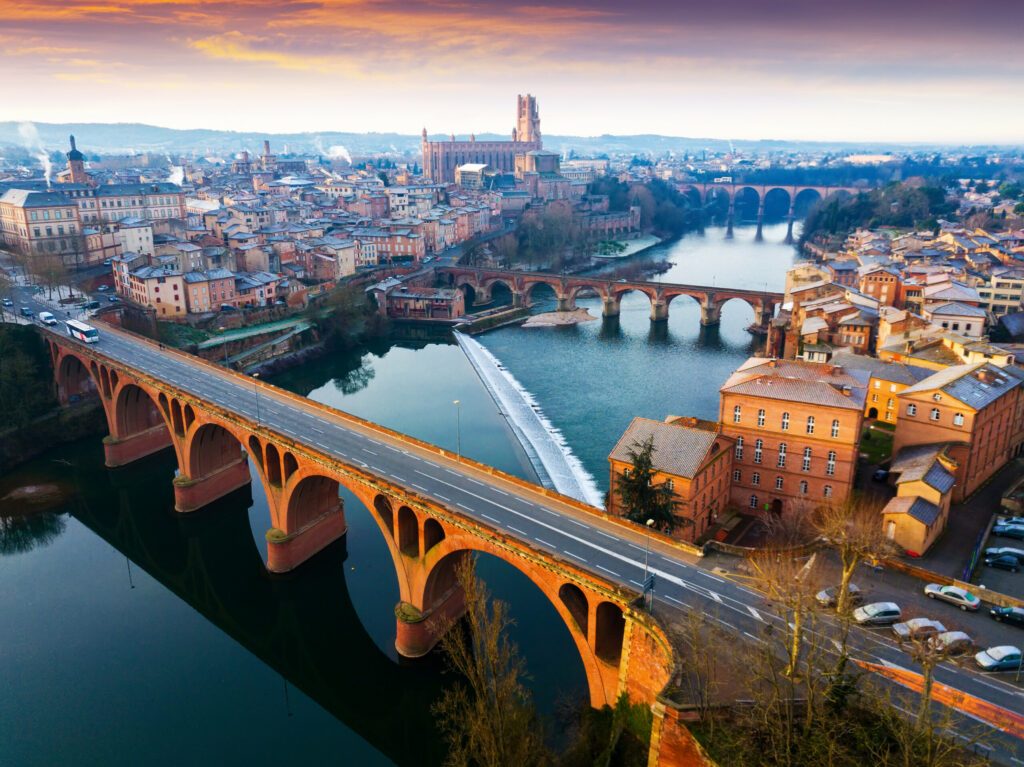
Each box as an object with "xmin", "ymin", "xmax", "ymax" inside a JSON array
[
  {"xmin": 313, "ymin": 136, "xmax": 352, "ymax": 165},
  {"xmin": 18, "ymin": 122, "xmax": 52, "ymax": 187}
]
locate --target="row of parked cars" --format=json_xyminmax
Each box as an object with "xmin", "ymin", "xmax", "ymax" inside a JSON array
[
  {"xmin": 991, "ymin": 516, "xmax": 1024, "ymax": 542},
  {"xmin": 837, "ymin": 582, "xmax": 1023, "ymax": 672}
]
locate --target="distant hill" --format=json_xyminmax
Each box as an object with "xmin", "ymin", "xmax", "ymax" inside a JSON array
[{"xmin": 0, "ymin": 121, "xmax": 1002, "ymax": 159}]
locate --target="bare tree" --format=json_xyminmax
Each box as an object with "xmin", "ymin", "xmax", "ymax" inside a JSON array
[{"xmin": 430, "ymin": 555, "xmax": 550, "ymax": 767}]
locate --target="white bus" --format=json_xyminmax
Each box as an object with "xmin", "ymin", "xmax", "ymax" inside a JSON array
[{"xmin": 66, "ymin": 319, "xmax": 100, "ymax": 344}]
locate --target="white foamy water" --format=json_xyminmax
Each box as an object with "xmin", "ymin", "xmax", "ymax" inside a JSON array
[{"xmin": 454, "ymin": 331, "xmax": 604, "ymax": 508}]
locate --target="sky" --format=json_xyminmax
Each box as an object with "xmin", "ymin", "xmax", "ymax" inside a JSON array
[{"xmin": 1, "ymin": 0, "xmax": 1023, "ymax": 144}]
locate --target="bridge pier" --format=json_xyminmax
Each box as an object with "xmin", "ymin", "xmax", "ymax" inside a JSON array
[
  {"xmin": 511, "ymin": 290, "xmax": 525, "ymax": 308},
  {"xmin": 395, "ymin": 585, "xmax": 466, "ymax": 658},
  {"xmin": 755, "ymin": 203, "xmax": 765, "ymax": 241},
  {"xmin": 556, "ymin": 295, "xmax": 576, "ymax": 313},
  {"xmin": 173, "ymin": 455, "xmax": 251, "ymax": 513},
  {"xmin": 602, "ymin": 297, "xmax": 620, "ymax": 318},
  {"xmin": 784, "ymin": 213, "xmax": 796, "ymax": 245},
  {"xmin": 725, "ymin": 202, "xmax": 735, "ymax": 239},
  {"xmin": 700, "ymin": 302, "xmax": 721, "ymax": 326},
  {"xmin": 650, "ymin": 301, "xmax": 668, "ymax": 322},
  {"xmin": 102, "ymin": 424, "xmax": 173, "ymax": 468},
  {"xmin": 267, "ymin": 502, "xmax": 348, "ymax": 574}
]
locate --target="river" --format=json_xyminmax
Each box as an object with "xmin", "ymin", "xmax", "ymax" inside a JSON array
[{"xmin": 0, "ymin": 223, "xmax": 798, "ymax": 765}]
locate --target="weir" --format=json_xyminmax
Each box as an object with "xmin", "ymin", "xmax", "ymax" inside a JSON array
[{"xmin": 453, "ymin": 331, "xmax": 603, "ymax": 507}]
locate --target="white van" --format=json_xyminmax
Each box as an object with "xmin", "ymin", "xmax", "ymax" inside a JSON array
[{"xmin": 38, "ymin": 311, "xmax": 58, "ymax": 326}]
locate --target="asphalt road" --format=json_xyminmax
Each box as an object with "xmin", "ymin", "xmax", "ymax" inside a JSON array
[{"xmin": 5, "ymin": 275, "xmax": 1023, "ymax": 764}]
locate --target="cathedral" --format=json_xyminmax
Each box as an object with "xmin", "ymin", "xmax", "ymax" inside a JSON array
[{"xmin": 421, "ymin": 94, "xmax": 542, "ymax": 184}]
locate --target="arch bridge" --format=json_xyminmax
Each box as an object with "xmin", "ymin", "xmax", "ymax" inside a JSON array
[
  {"xmin": 44, "ymin": 324, "xmax": 679, "ymax": 717},
  {"xmin": 440, "ymin": 267, "xmax": 783, "ymax": 327},
  {"xmin": 679, "ymin": 182, "xmax": 862, "ymax": 242}
]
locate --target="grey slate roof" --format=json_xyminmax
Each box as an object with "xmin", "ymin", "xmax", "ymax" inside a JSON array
[
  {"xmin": 908, "ymin": 497, "xmax": 941, "ymax": 525},
  {"xmin": 901, "ymin": 363, "xmax": 1021, "ymax": 409},
  {"xmin": 609, "ymin": 417, "xmax": 722, "ymax": 479}
]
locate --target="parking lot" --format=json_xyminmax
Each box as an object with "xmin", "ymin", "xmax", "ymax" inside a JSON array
[{"xmin": 977, "ymin": 517, "xmax": 1024, "ymax": 599}]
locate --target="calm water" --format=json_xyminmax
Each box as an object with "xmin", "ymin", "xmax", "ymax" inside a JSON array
[{"xmin": 0, "ymin": 223, "xmax": 796, "ymax": 765}]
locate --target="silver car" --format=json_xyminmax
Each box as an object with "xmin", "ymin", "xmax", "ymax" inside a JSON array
[
  {"xmin": 853, "ymin": 602, "xmax": 901, "ymax": 626},
  {"xmin": 923, "ymin": 584, "xmax": 981, "ymax": 612},
  {"xmin": 927, "ymin": 631, "xmax": 974, "ymax": 656}
]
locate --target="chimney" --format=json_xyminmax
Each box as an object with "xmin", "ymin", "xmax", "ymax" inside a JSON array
[
  {"xmin": 263, "ymin": 140, "xmax": 271, "ymax": 156},
  {"xmin": 832, "ymin": 365, "xmax": 843, "ymax": 375},
  {"xmin": 977, "ymin": 368, "xmax": 991, "ymax": 383},
  {"xmin": 841, "ymin": 385, "xmax": 852, "ymax": 396}
]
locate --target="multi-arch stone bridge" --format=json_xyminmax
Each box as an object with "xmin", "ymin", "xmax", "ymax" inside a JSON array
[
  {"xmin": 678, "ymin": 182, "xmax": 862, "ymax": 242},
  {"xmin": 439, "ymin": 266, "xmax": 783, "ymax": 327},
  {"xmin": 43, "ymin": 324, "xmax": 682, "ymax": 721}
]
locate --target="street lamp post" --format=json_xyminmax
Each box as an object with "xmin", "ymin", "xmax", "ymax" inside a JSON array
[
  {"xmin": 642, "ymin": 518, "xmax": 655, "ymax": 610},
  {"xmin": 453, "ymin": 399, "xmax": 462, "ymax": 460},
  {"xmin": 253, "ymin": 372, "xmax": 261, "ymax": 426}
]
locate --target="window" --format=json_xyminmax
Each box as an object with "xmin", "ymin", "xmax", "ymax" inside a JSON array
[
  {"xmin": 781, "ymin": 412, "xmax": 790, "ymax": 431},
  {"xmin": 777, "ymin": 442, "xmax": 787, "ymax": 468},
  {"xmin": 871, "ymin": 393, "xmax": 878, "ymax": 403},
  {"xmin": 665, "ymin": 479, "xmax": 674, "ymax": 492},
  {"xmin": 873, "ymin": 380, "xmax": 880, "ymax": 389},
  {"xmin": 806, "ymin": 416, "xmax": 815, "ymax": 434},
  {"xmin": 752, "ymin": 473, "xmax": 760, "ymax": 486},
  {"xmin": 754, "ymin": 439, "xmax": 763, "ymax": 464},
  {"xmin": 757, "ymin": 409, "xmax": 765, "ymax": 427},
  {"xmin": 953, "ymin": 413, "xmax": 964, "ymax": 426},
  {"xmin": 802, "ymin": 447, "xmax": 812, "ymax": 472},
  {"xmin": 623, "ymin": 468, "xmax": 631, "ymax": 478},
  {"xmin": 887, "ymin": 398, "xmax": 894, "ymax": 408},
  {"xmin": 734, "ymin": 436, "xmax": 744, "ymax": 459},
  {"xmin": 799, "ymin": 480, "xmax": 808, "ymax": 495},
  {"xmin": 732, "ymin": 470, "xmax": 741, "ymax": 482},
  {"xmin": 831, "ymin": 419, "xmax": 840, "ymax": 438},
  {"xmin": 907, "ymin": 404, "xmax": 917, "ymax": 416},
  {"xmin": 733, "ymin": 405, "xmax": 742, "ymax": 423},
  {"xmin": 826, "ymin": 451, "xmax": 836, "ymax": 476},
  {"xmin": 930, "ymin": 408, "xmax": 940, "ymax": 421},
  {"xmin": 775, "ymin": 476, "xmax": 784, "ymax": 490},
  {"xmin": 932, "ymin": 393, "xmax": 942, "ymax": 402},
  {"xmin": 749, "ymin": 495, "xmax": 759, "ymax": 509},
  {"xmin": 823, "ymin": 485, "xmax": 833, "ymax": 498}
]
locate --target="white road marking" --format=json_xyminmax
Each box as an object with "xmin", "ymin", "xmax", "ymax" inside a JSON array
[
  {"xmin": 662, "ymin": 595, "xmax": 685, "ymax": 606},
  {"xmin": 744, "ymin": 631, "xmax": 766, "ymax": 645},
  {"xmin": 436, "ymin": 494, "xmax": 450, "ymax": 502},
  {"xmin": 312, "ymin": 428, "xmax": 325, "ymax": 435},
  {"xmin": 597, "ymin": 564, "xmax": 620, "ymax": 577},
  {"xmin": 535, "ymin": 537, "xmax": 555, "ymax": 548},
  {"xmin": 384, "ymin": 445, "xmax": 401, "ymax": 453},
  {"xmin": 628, "ymin": 543, "xmax": 646, "ymax": 552},
  {"xmin": 412, "ymin": 483, "xmax": 429, "ymax": 492},
  {"xmin": 315, "ymin": 442, "xmax": 330, "ymax": 449},
  {"xmin": 595, "ymin": 530, "xmax": 617, "ymax": 541},
  {"xmin": 369, "ymin": 465, "xmax": 385, "ymax": 474},
  {"xmin": 362, "ymin": 448, "xmax": 378, "ymax": 456},
  {"xmin": 700, "ymin": 571, "xmax": 726, "ymax": 583},
  {"xmin": 457, "ymin": 503, "xmax": 473, "ymax": 511},
  {"xmin": 482, "ymin": 513, "xmax": 500, "ymax": 523},
  {"xmin": 565, "ymin": 551, "xmax": 588, "ymax": 563},
  {"xmin": 747, "ymin": 606, "xmax": 764, "ymax": 622},
  {"xmin": 566, "ymin": 519, "xmax": 588, "ymax": 528},
  {"xmin": 508, "ymin": 525, "xmax": 528, "ymax": 536}
]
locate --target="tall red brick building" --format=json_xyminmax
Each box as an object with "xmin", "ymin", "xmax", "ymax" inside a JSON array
[{"xmin": 421, "ymin": 94, "xmax": 542, "ymax": 183}]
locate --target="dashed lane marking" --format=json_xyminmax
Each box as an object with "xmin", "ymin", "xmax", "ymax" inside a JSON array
[
  {"xmin": 436, "ymin": 494, "xmax": 450, "ymax": 502},
  {"xmin": 535, "ymin": 537, "xmax": 555, "ymax": 548},
  {"xmin": 362, "ymin": 448, "xmax": 378, "ymax": 456},
  {"xmin": 508, "ymin": 525, "xmax": 528, "ymax": 536},
  {"xmin": 595, "ymin": 530, "xmax": 617, "ymax": 541},
  {"xmin": 482, "ymin": 513, "xmax": 500, "ymax": 523},
  {"xmin": 597, "ymin": 564, "xmax": 620, "ymax": 577},
  {"xmin": 747, "ymin": 606, "xmax": 764, "ymax": 622},
  {"xmin": 412, "ymin": 483, "xmax": 429, "ymax": 492},
  {"xmin": 565, "ymin": 551, "xmax": 588, "ymax": 563}
]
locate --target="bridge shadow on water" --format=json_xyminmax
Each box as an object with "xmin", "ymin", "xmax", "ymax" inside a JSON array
[{"xmin": 67, "ymin": 447, "xmax": 451, "ymax": 767}]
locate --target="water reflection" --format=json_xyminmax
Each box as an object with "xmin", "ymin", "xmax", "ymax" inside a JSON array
[{"xmin": 0, "ymin": 510, "xmax": 66, "ymax": 555}]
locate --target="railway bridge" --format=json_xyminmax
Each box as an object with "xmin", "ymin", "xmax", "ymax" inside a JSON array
[{"xmin": 679, "ymin": 182, "xmax": 862, "ymax": 241}]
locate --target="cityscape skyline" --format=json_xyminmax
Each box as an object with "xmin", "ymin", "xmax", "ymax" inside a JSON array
[{"xmin": 2, "ymin": 0, "xmax": 1023, "ymax": 144}]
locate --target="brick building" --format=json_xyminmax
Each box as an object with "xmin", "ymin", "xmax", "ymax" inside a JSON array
[
  {"xmin": 719, "ymin": 358, "xmax": 865, "ymax": 513},
  {"xmin": 607, "ymin": 417, "xmax": 733, "ymax": 542}
]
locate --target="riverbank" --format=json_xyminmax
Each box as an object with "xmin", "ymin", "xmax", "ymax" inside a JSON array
[
  {"xmin": 591, "ymin": 234, "xmax": 663, "ymax": 260},
  {"xmin": 0, "ymin": 401, "xmax": 106, "ymax": 472}
]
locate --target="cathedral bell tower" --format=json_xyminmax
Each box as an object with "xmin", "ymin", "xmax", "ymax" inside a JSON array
[{"xmin": 66, "ymin": 135, "xmax": 89, "ymax": 185}]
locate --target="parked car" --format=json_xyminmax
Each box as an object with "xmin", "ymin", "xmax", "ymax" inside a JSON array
[
  {"xmin": 108, "ymin": 295, "xmax": 119, "ymax": 302},
  {"xmin": 924, "ymin": 584, "xmax": 981, "ymax": 611},
  {"xmin": 990, "ymin": 607, "xmax": 1024, "ymax": 628},
  {"xmin": 974, "ymin": 645, "xmax": 1022, "ymax": 672},
  {"xmin": 871, "ymin": 468, "xmax": 889, "ymax": 482},
  {"xmin": 996, "ymin": 516, "xmax": 1024, "ymax": 526},
  {"xmin": 1, "ymin": 298, "xmax": 12, "ymax": 307},
  {"xmin": 97, "ymin": 285, "xmax": 109, "ymax": 292},
  {"xmin": 20, "ymin": 306, "xmax": 33, "ymax": 317},
  {"xmin": 37, "ymin": 311, "xmax": 57, "ymax": 325},
  {"xmin": 816, "ymin": 583, "xmax": 863, "ymax": 608},
  {"xmin": 992, "ymin": 524, "xmax": 1024, "ymax": 540},
  {"xmin": 893, "ymin": 617, "xmax": 946, "ymax": 641},
  {"xmin": 853, "ymin": 602, "xmax": 902, "ymax": 626},
  {"xmin": 927, "ymin": 631, "xmax": 974, "ymax": 656},
  {"xmin": 984, "ymin": 547, "xmax": 1024, "ymax": 564},
  {"xmin": 986, "ymin": 555, "xmax": 1020, "ymax": 572},
  {"xmin": 102, "ymin": 258, "xmax": 113, "ymax": 266}
]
